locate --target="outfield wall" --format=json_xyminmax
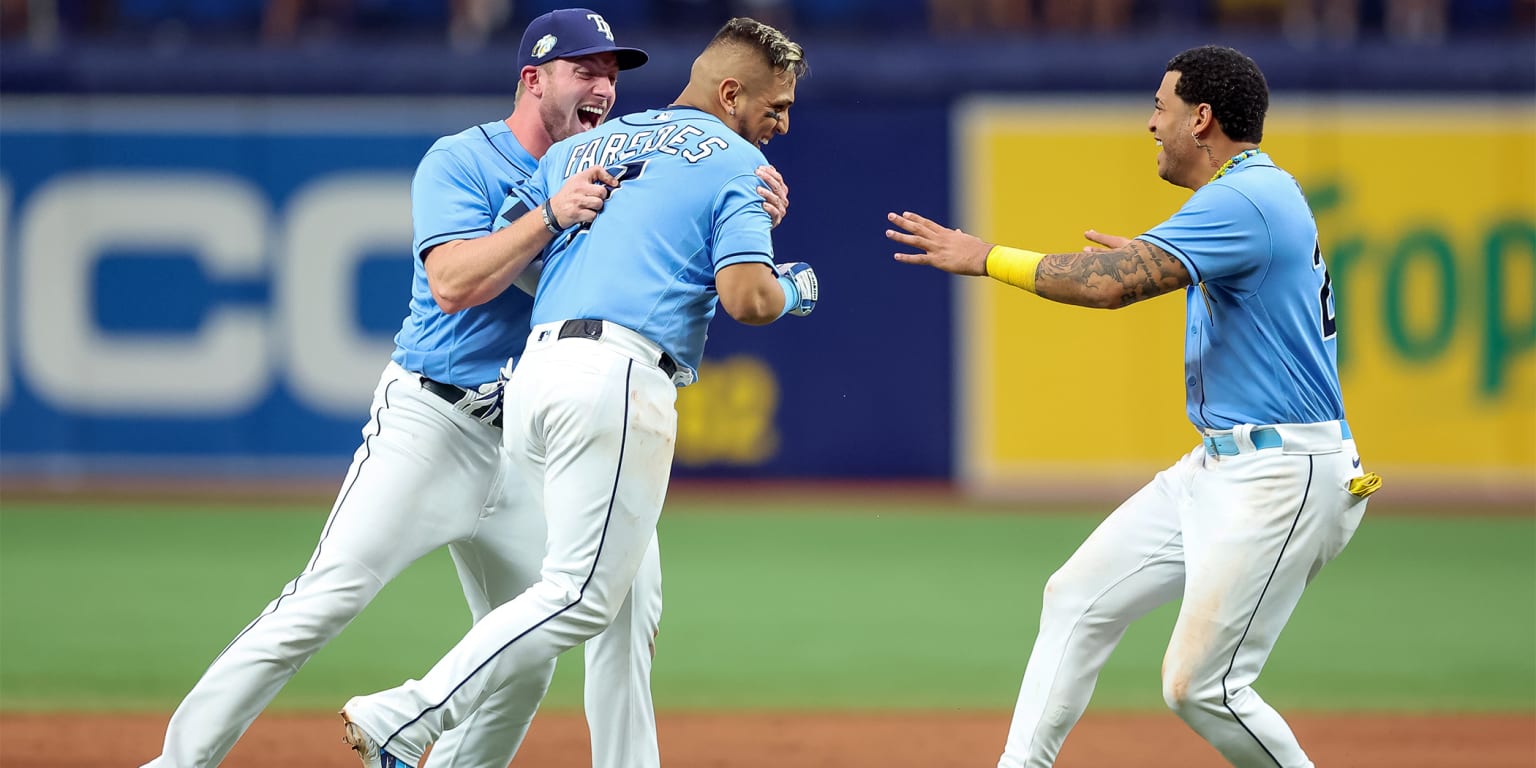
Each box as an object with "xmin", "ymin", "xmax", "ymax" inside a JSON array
[
  {"xmin": 956, "ymin": 98, "xmax": 1536, "ymax": 501},
  {"xmin": 0, "ymin": 95, "xmax": 953, "ymax": 482},
  {"xmin": 1, "ymin": 95, "xmax": 1532, "ymax": 499}
]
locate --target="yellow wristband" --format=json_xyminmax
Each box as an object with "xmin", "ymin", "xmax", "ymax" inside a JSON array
[{"xmin": 985, "ymin": 245, "xmax": 1045, "ymax": 293}]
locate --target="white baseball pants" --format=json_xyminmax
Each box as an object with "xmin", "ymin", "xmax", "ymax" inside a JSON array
[
  {"xmin": 999, "ymin": 421, "xmax": 1370, "ymax": 768},
  {"xmin": 142, "ymin": 360, "xmax": 663, "ymax": 768},
  {"xmin": 343, "ymin": 322, "xmax": 678, "ymax": 766}
]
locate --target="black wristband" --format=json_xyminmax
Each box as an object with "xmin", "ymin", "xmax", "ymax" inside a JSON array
[{"xmin": 541, "ymin": 199, "xmax": 564, "ymax": 234}]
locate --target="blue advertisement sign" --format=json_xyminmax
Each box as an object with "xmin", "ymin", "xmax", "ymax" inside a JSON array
[{"xmin": 0, "ymin": 96, "xmax": 953, "ymax": 479}]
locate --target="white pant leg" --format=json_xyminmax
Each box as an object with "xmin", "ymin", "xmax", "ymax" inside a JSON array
[
  {"xmin": 998, "ymin": 448, "xmax": 1200, "ymax": 768},
  {"xmin": 344, "ymin": 340, "xmax": 677, "ymax": 765},
  {"xmin": 1162, "ymin": 440, "xmax": 1368, "ymax": 768},
  {"xmin": 430, "ymin": 448, "xmax": 666, "ymax": 768},
  {"xmin": 427, "ymin": 449, "xmax": 558, "ymax": 768},
  {"xmin": 584, "ymin": 533, "xmax": 664, "ymax": 768},
  {"xmin": 143, "ymin": 365, "xmax": 499, "ymax": 768}
]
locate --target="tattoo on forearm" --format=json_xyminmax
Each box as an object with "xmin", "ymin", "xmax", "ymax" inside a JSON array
[{"xmin": 1037, "ymin": 240, "xmax": 1190, "ymax": 308}]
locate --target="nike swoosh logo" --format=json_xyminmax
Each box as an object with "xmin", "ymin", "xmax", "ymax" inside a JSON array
[{"xmin": 1352, "ymin": 456, "xmax": 1361, "ymax": 468}]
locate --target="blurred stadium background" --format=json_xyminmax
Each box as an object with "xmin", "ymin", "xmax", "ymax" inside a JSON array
[
  {"xmin": 2, "ymin": 0, "xmax": 1534, "ymax": 496},
  {"xmin": 1, "ymin": 0, "xmax": 1533, "ymax": 766},
  {"xmin": 0, "ymin": 0, "xmax": 1532, "ymax": 498}
]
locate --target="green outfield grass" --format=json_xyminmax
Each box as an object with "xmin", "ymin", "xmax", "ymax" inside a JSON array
[{"xmin": 1, "ymin": 499, "xmax": 1532, "ymax": 713}]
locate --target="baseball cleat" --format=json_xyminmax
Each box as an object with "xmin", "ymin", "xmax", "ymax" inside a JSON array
[{"xmin": 340, "ymin": 710, "xmax": 408, "ymax": 768}]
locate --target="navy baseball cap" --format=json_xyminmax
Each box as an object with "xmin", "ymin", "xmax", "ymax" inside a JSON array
[{"xmin": 517, "ymin": 9, "xmax": 649, "ymax": 72}]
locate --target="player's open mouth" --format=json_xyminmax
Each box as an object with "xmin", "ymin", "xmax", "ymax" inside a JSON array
[{"xmin": 578, "ymin": 105, "xmax": 604, "ymax": 129}]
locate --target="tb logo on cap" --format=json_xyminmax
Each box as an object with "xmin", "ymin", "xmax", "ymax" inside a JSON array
[{"xmin": 587, "ymin": 13, "xmax": 613, "ymax": 41}]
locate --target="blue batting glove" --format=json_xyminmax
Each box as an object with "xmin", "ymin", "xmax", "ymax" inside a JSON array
[{"xmin": 775, "ymin": 262, "xmax": 818, "ymax": 317}]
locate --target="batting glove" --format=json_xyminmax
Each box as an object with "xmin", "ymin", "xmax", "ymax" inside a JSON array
[{"xmin": 775, "ymin": 262, "xmax": 818, "ymax": 317}]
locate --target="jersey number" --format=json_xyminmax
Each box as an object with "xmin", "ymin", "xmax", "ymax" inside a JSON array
[
  {"xmin": 1314, "ymin": 243, "xmax": 1337, "ymax": 339},
  {"xmin": 573, "ymin": 161, "xmax": 649, "ymax": 235},
  {"xmin": 605, "ymin": 160, "xmax": 648, "ymax": 183}
]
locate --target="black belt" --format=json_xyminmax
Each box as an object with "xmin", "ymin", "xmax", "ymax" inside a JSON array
[
  {"xmin": 419, "ymin": 376, "xmax": 503, "ymax": 428},
  {"xmin": 557, "ymin": 318, "xmax": 679, "ymax": 379}
]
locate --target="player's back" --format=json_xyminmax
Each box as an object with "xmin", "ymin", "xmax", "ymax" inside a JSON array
[{"xmin": 525, "ymin": 107, "xmax": 775, "ymax": 376}]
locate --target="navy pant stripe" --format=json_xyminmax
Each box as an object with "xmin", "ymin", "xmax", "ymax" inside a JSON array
[
  {"xmin": 1220, "ymin": 455, "xmax": 1314, "ymax": 767},
  {"xmin": 206, "ymin": 378, "xmax": 397, "ymax": 667},
  {"xmin": 384, "ymin": 361, "xmax": 635, "ymax": 750}
]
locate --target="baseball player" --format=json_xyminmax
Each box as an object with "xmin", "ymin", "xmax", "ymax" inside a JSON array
[
  {"xmin": 338, "ymin": 17, "xmax": 817, "ymax": 767},
  {"xmin": 886, "ymin": 45, "xmax": 1381, "ymax": 767},
  {"xmin": 141, "ymin": 10, "xmax": 790, "ymax": 768}
]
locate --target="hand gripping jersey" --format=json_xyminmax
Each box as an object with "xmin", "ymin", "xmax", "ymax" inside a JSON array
[{"xmin": 497, "ymin": 106, "xmax": 778, "ymax": 382}]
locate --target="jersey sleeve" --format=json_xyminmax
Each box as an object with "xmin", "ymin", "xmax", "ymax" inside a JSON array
[
  {"xmin": 490, "ymin": 169, "xmax": 552, "ymax": 235},
  {"xmin": 709, "ymin": 171, "xmax": 774, "ymax": 273},
  {"xmin": 411, "ymin": 147, "xmax": 495, "ymax": 261},
  {"xmin": 1136, "ymin": 182, "xmax": 1269, "ymax": 286},
  {"xmin": 489, "ymin": 178, "xmax": 546, "ymax": 295}
]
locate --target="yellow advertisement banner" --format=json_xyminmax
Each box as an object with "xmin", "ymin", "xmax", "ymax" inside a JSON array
[{"xmin": 958, "ymin": 98, "xmax": 1535, "ymax": 498}]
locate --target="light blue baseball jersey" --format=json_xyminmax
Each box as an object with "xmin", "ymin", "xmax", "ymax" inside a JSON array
[
  {"xmin": 496, "ymin": 107, "xmax": 776, "ymax": 380},
  {"xmin": 1137, "ymin": 152, "xmax": 1346, "ymax": 430},
  {"xmin": 392, "ymin": 120, "xmax": 537, "ymax": 388}
]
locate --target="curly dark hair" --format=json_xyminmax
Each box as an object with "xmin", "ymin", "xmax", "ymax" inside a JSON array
[{"xmin": 1166, "ymin": 45, "xmax": 1268, "ymax": 144}]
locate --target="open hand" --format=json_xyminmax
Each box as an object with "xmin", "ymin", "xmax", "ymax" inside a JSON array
[{"xmin": 885, "ymin": 211, "xmax": 990, "ymax": 276}]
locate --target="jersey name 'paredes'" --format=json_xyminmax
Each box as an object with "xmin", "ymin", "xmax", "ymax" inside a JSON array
[{"xmin": 563, "ymin": 123, "xmax": 729, "ymax": 178}]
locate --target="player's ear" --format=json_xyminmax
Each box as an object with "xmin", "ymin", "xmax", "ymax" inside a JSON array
[
  {"xmin": 521, "ymin": 65, "xmax": 544, "ymax": 98},
  {"xmin": 1191, "ymin": 103, "xmax": 1214, "ymax": 135},
  {"xmin": 718, "ymin": 77, "xmax": 743, "ymax": 116}
]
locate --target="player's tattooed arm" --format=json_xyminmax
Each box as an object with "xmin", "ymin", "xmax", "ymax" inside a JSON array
[
  {"xmin": 1035, "ymin": 238, "xmax": 1192, "ymax": 309},
  {"xmin": 887, "ymin": 212, "xmax": 1191, "ymax": 309}
]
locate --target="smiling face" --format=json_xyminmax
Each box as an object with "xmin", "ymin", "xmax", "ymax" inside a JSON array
[
  {"xmin": 1148, "ymin": 71, "xmax": 1202, "ymax": 188},
  {"xmin": 728, "ymin": 67, "xmax": 797, "ymax": 147},
  {"xmin": 536, "ymin": 52, "xmax": 620, "ymax": 143}
]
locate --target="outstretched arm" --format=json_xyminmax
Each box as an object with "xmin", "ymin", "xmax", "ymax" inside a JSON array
[{"xmin": 884, "ymin": 211, "xmax": 1192, "ymax": 309}]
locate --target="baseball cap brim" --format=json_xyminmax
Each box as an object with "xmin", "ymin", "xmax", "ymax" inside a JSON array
[{"xmin": 559, "ymin": 44, "xmax": 648, "ymax": 70}]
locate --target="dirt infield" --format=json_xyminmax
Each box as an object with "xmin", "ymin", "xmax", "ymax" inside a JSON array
[{"xmin": 3, "ymin": 711, "xmax": 1532, "ymax": 767}]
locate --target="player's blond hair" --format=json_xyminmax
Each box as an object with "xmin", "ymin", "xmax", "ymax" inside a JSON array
[{"xmin": 707, "ymin": 17, "xmax": 808, "ymax": 80}]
